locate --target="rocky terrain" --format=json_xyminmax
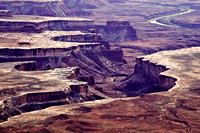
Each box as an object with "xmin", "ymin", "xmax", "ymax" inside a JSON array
[
  {"xmin": 0, "ymin": 0, "xmax": 200, "ymax": 132},
  {"xmin": 0, "ymin": 12, "xmax": 137, "ymax": 122},
  {"xmin": 0, "ymin": 47, "xmax": 199, "ymax": 132}
]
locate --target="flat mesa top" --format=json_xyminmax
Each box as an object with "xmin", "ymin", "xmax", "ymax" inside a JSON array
[
  {"xmin": 0, "ymin": 31, "xmax": 100, "ymax": 49},
  {"xmin": 0, "ymin": 15, "xmax": 93, "ymax": 22},
  {"xmin": 0, "ymin": 62, "xmax": 86, "ymax": 98},
  {"xmin": 140, "ymin": 47, "xmax": 200, "ymax": 91}
]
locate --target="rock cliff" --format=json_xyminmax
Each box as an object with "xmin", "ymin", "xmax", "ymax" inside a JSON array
[
  {"xmin": 1, "ymin": 47, "xmax": 199, "ymax": 133},
  {"xmin": 0, "ymin": 63, "xmax": 106, "ymax": 122},
  {"xmin": 134, "ymin": 56, "xmax": 177, "ymax": 91},
  {"xmin": 14, "ymin": 61, "xmax": 38, "ymax": 71},
  {"xmin": 0, "ymin": 14, "xmax": 129, "ymax": 123},
  {"xmin": 94, "ymin": 24, "xmax": 137, "ymax": 42}
]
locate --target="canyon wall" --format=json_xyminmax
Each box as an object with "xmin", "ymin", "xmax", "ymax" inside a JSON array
[
  {"xmin": 101, "ymin": 48, "xmax": 124, "ymax": 62},
  {"xmin": 53, "ymin": 24, "xmax": 137, "ymax": 42},
  {"xmin": 135, "ymin": 57, "xmax": 177, "ymax": 90},
  {"xmin": 0, "ymin": 44, "xmax": 100, "ymax": 57},
  {"xmin": 70, "ymin": 84, "xmax": 88, "ymax": 94},
  {"xmin": 50, "ymin": 24, "xmax": 137, "ymax": 42},
  {"xmin": 0, "ymin": 63, "xmax": 91, "ymax": 122},
  {"xmin": 0, "ymin": 19, "xmax": 94, "ymax": 29},
  {"xmin": 51, "ymin": 34, "xmax": 103, "ymax": 42},
  {"xmin": 0, "ymin": 88, "xmax": 88, "ymax": 121},
  {"xmin": 0, "ymin": 18, "xmax": 137, "ymax": 42},
  {"xmin": 94, "ymin": 25, "xmax": 137, "ymax": 42}
]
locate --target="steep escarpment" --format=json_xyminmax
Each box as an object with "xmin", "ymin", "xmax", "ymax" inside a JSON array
[
  {"xmin": 0, "ymin": 13, "xmax": 129, "ymax": 122},
  {"xmin": 94, "ymin": 25, "xmax": 137, "ymax": 42},
  {"xmin": 0, "ymin": 62, "xmax": 108, "ymax": 122},
  {"xmin": 119, "ymin": 47, "xmax": 200, "ymax": 97},
  {"xmin": 1, "ymin": 47, "xmax": 199, "ymax": 133},
  {"xmin": 135, "ymin": 57, "xmax": 177, "ymax": 90},
  {"xmin": 0, "ymin": 14, "xmax": 137, "ymax": 43},
  {"xmin": 133, "ymin": 47, "xmax": 200, "ymax": 93}
]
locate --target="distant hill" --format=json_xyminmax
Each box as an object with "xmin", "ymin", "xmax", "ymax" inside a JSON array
[
  {"xmin": 0, "ymin": 0, "xmax": 110, "ymax": 17},
  {"xmin": 63, "ymin": 0, "xmax": 108, "ymax": 9}
]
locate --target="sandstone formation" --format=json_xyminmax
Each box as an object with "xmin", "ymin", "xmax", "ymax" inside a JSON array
[
  {"xmin": 0, "ymin": 0, "xmax": 200, "ymax": 132},
  {"xmin": 0, "ymin": 13, "xmax": 130, "ymax": 122},
  {"xmin": 135, "ymin": 57, "xmax": 177, "ymax": 90},
  {"xmin": 14, "ymin": 61, "xmax": 38, "ymax": 71},
  {"xmin": 0, "ymin": 14, "xmax": 137, "ymax": 42},
  {"xmin": 0, "ymin": 62, "xmax": 106, "ymax": 122},
  {"xmin": 0, "ymin": 47, "xmax": 199, "ymax": 132}
]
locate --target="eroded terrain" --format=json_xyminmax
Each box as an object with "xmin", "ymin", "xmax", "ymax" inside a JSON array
[
  {"xmin": 0, "ymin": 0, "xmax": 200, "ymax": 132},
  {"xmin": 1, "ymin": 47, "xmax": 200, "ymax": 132}
]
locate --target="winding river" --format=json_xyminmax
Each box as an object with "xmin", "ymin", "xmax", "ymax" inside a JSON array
[{"xmin": 148, "ymin": 9, "xmax": 196, "ymax": 28}]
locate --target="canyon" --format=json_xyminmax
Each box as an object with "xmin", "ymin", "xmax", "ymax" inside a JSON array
[
  {"xmin": 1, "ymin": 47, "xmax": 200, "ymax": 132},
  {"xmin": 0, "ymin": 0, "xmax": 199, "ymax": 132},
  {"xmin": 0, "ymin": 11, "xmax": 137, "ymax": 122}
]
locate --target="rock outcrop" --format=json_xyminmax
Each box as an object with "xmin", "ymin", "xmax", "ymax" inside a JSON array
[
  {"xmin": 0, "ymin": 10, "xmax": 12, "ymax": 17},
  {"xmin": 134, "ymin": 57, "xmax": 177, "ymax": 90},
  {"xmin": 1, "ymin": 47, "xmax": 199, "ymax": 133},
  {"xmin": 94, "ymin": 24, "xmax": 137, "ymax": 42},
  {"xmin": 0, "ymin": 13, "xmax": 130, "ymax": 123},
  {"xmin": 134, "ymin": 47, "xmax": 200, "ymax": 92},
  {"xmin": 14, "ymin": 61, "xmax": 38, "ymax": 71},
  {"xmin": 0, "ymin": 16, "xmax": 137, "ymax": 42},
  {"xmin": 0, "ymin": 64, "xmax": 100, "ymax": 122}
]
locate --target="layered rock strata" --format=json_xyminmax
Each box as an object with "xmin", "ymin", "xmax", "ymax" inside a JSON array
[
  {"xmin": 0, "ymin": 15, "xmax": 137, "ymax": 42},
  {"xmin": 135, "ymin": 57, "xmax": 177, "ymax": 90},
  {"xmin": 0, "ymin": 47, "xmax": 199, "ymax": 132},
  {"xmin": 0, "ymin": 15, "xmax": 128, "ymax": 123},
  {"xmin": 0, "ymin": 15, "xmax": 94, "ymax": 29},
  {"xmin": 0, "ymin": 31, "xmax": 102, "ymax": 58},
  {"xmin": 0, "ymin": 11, "xmax": 132, "ymax": 125},
  {"xmin": 0, "ymin": 63, "xmax": 93, "ymax": 122},
  {"xmin": 14, "ymin": 61, "xmax": 38, "ymax": 71},
  {"xmin": 135, "ymin": 47, "xmax": 200, "ymax": 91}
]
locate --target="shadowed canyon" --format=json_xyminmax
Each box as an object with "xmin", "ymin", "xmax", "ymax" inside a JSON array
[{"xmin": 0, "ymin": 0, "xmax": 200, "ymax": 132}]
